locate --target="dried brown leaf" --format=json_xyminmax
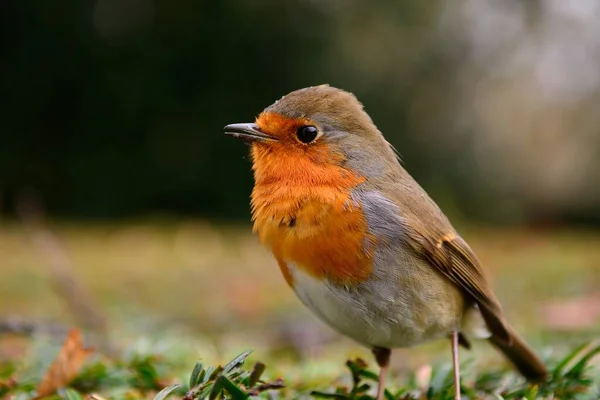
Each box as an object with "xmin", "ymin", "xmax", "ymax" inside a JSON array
[{"xmin": 34, "ymin": 328, "xmax": 94, "ymax": 399}]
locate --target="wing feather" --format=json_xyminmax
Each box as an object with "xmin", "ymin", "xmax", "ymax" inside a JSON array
[{"xmin": 405, "ymin": 226, "xmax": 512, "ymax": 345}]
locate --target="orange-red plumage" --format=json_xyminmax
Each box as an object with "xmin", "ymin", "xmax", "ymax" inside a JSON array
[
  {"xmin": 252, "ymin": 112, "xmax": 374, "ymax": 286},
  {"xmin": 255, "ymin": 112, "xmax": 312, "ymax": 141}
]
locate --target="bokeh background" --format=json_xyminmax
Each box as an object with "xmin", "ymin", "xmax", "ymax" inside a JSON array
[{"xmin": 1, "ymin": 0, "xmax": 599, "ymax": 385}]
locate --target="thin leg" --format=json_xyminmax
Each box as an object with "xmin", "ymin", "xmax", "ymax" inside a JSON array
[
  {"xmin": 372, "ymin": 347, "xmax": 391, "ymax": 400},
  {"xmin": 451, "ymin": 331, "xmax": 461, "ymax": 400}
]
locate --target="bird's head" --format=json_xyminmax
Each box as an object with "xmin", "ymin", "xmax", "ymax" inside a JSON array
[{"xmin": 224, "ymin": 84, "xmax": 400, "ymax": 186}]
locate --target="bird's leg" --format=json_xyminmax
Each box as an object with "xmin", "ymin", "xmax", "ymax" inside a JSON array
[
  {"xmin": 371, "ymin": 347, "xmax": 391, "ymax": 400},
  {"xmin": 451, "ymin": 331, "xmax": 461, "ymax": 400}
]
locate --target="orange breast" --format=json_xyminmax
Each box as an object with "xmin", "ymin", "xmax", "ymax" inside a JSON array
[{"xmin": 250, "ymin": 143, "xmax": 375, "ymax": 287}]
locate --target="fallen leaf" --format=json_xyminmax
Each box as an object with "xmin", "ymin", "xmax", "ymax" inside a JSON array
[{"xmin": 35, "ymin": 328, "xmax": 95, "ymax": 399}]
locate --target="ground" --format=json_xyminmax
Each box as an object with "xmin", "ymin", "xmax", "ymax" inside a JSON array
[{"xmin": 0, "ymin": 219, "xmax": 599, "ymax": 399}]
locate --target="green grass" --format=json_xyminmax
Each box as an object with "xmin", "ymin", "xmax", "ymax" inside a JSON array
[
  {"xmin": 0, "ymin": 334, "xmax": 598, "ymax": 400},
  {"xmin": 0, "ymin": 221, "xmax": 599, "ymax": 399}
]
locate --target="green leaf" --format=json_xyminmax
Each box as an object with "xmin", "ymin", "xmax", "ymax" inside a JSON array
[
  {"xmin": 346, "ymin": 359, "xmax": 369, "ymax": 387},
  {"xmin": 209, "ymin": 366, "xmax": 223, "ymax": 381},
  {"xmin": 356, "ymin": 369, "xmax": 379, "ymax": 382},
  {"xmin": 223, "ymin": 351, "xmax": 253, "ymax": 374},
  {"xmin": 226, "ymin": 370, "xmax": 246, "ymax": 382},
  {"xmin": 61, "ymin": 388, "xmax": 84, "ymax": 400},
  {"xmin": 383, "ymin": 388, "xmax": 395, "ymax": 400},
  {"xmin": 153, "ymin": 384, "xmax": 183, "ymax": 400},
  {"xmin": 352, "ymin": 382, "xmax": 371, "ymax": 395},
  {"xmin": 565, "ymin": 343, "xmax": 600, "ymax": 379},
  {"xmin": 552, "ymin": 342, "xmax": 590, "ymax": 378},
  {"xmin": 218, "ymin": 375, "xmax": 249, "ymax": 400},
  {"xmin": 189, "ymin": 362, "xmax": 204, "ymax": 388},
  {"xmin": 196, "ymin": 384, "xmax": 213, "ymax": 400},
  {"xmin": 128, "ymin": 355, "xmax": 163, "ymax": 390},
  {"xmin": 524, "ymin": 384, "xmax": 538, "ymax": 400},
  {"xmin": 202, "ymin": 367, "xmax": 216, "ymax": 384},
  {"xmin": 310, "ymin": 390, "xmax": 349, "ymax": 399},
  {"xmin": 208, "ymin": 375, "xmax": 226, "ymax": 400}
]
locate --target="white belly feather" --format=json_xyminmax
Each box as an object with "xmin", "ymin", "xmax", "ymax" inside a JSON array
[{"xmin": 287, "ymin": 261, "xmax": 470, "ymax": 349}]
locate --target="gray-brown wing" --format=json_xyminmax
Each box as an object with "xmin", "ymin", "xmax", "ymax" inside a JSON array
[
  {"xmin": 355, "ymin": 187, "xmax": 512, "ymax": 344},
  {"xmin": 404, "ymin": 226, "xmax": 512, "ymax": 345}
]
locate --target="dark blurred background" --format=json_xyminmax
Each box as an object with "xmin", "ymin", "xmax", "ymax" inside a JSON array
[
  {"xmin": 1, "ymin": 0, "xmax": 600, "ymax": 375},
  {"xmin": 3, "ymin": 0, "xmax": 599, "ymax": 225}
]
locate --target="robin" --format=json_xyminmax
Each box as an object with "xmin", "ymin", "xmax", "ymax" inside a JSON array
[{"xmin": 224, "ymin": 85, "xmax": 547, "ymax": 400}]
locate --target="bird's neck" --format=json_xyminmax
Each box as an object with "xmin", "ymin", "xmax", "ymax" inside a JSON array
[{"xmin": 249, "ymin": 148, "xmax": 374, "ymax": 286}]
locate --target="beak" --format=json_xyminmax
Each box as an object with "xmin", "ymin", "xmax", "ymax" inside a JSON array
[{"xmin": 223, "ymin": 123, "xmax": 278, "ymax": 143}]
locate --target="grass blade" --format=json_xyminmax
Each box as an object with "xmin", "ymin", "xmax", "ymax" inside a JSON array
[
  {"xmin": 223, "ymin": 351, "xmax": 253, "ymax": 374},
  {"xmin": 219, "ymin": 375, "xmax": 249, "ymax": 400},
  {"xmin": 62, "ymin": 388, "xmax": 84, "ymax": 400},
  {"xmin": 189, "ymin": 362, "xmax": 204, "ymax": 388},
  {"xmin": 310, "ymin": 391, "xmax": 349, "ymax": 399},
  {"xmin": 153, "ymin": 384, "xmax": 182, "ymax": 400},
  {"xmin": 552, "ymin": 342, "xmax": 591, "ymax": 378},
  {"xmin": 565, "ymin": 343, "xmax": 600, "ymax": 379}
]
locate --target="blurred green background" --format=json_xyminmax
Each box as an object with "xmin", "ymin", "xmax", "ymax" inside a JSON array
[
  {"xmin": 3, "ymin": 0, "xmax": 600, "ymax": 224},
  {"xmin": 1, "ymin": 0, "xmax": 599, "ymax": 386}
]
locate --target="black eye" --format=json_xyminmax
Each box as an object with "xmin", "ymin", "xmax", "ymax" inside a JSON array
[{"xmin": 296, "ymin": 125, "xmax": 319, "ymax": 143}]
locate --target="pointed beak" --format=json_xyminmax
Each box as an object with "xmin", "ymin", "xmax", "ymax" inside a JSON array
[{"xmin": 223, "ymin": 123, "xmax": 278, "ymax": 143}]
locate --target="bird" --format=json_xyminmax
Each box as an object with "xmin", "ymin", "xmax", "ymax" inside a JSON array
[{"xmin": 224, "ymin": 84, "xmax": 548, "ymax": 400}]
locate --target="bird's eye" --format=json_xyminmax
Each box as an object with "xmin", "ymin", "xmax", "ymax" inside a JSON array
[{"xmin": 296, "ymin": 125, "xmax": 319, "ymax": 143}]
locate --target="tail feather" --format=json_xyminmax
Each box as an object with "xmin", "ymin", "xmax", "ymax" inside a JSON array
[{"xmin": 488, "ymin": 324, "xmax": 548, "ymax": 382}]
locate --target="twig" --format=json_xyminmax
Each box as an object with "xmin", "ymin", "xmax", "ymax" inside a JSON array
[{"xmin": 246, "ymin": 378, "xmax": 285, "ymax": 395}]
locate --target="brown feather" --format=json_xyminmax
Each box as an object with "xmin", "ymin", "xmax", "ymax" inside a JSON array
[{"xmin": 401, "ymin": 207, "xmax": 548, "ymax": 381}]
